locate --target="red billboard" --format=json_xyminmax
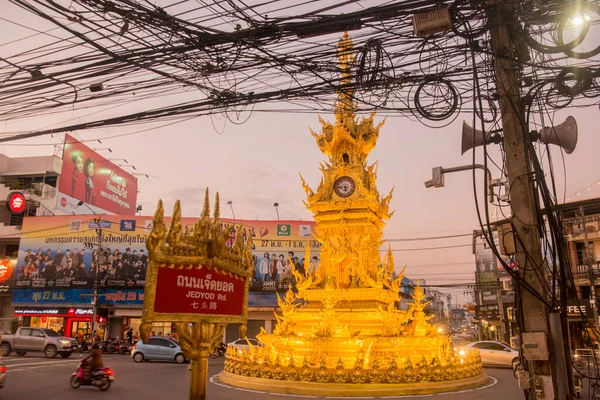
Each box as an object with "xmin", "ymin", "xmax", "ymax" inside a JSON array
[
  {"xmin": 57, "ymin": 134, "xmax": 138, "ymax": 215},
  {"xmin": 153, "ymin": 265, "xmax": 245, "ymax": 316}
]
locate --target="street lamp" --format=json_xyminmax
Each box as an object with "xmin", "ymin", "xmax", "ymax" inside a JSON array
[
  {"xmin": 424, "ymin": 164, "xmax": 498, "ymax": 203},
  {"xmin": 227, "ymin": 201, "xmax": 236, "ymax": 219},
  {"xmin": 131, "ymin": 173, "xmax": 157, "ymax": 178},
  {"xmin": 273, "ymin": 202, "xmax": 280, "ymax": 220},
  {"xmin": 93, "ymin": 148, "xmax": 112, "ymax": 153},
  {"xmin": 118, "ymin": 164, "xmax": 136, "ymax": 170}
]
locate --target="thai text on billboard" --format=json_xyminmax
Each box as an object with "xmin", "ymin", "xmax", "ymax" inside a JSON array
[
  {"xmin": 12, "ymin": 216, "xmax": 320, "ymax": 293},
  {"xmin": 57, "ymin": 134, "xmax": 138, "ymax": 215}
]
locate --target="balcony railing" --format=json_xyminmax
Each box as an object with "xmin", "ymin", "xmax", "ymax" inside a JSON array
[{"xmin": 573, "ymin": 264, "xmax": 600, "ymax": 279}]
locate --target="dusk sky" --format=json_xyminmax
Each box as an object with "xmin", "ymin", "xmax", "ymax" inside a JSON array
[{"xmin": 2, "ymin": 2, "xmax": 599, "ymax": 303}]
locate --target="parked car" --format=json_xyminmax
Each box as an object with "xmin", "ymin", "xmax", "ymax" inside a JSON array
[
  {"xmin": 1, "ymin": 328, "xmax": 77, "ymax": 358},
  {"xmin": 467, "ymin": 341, "xmax": 519, "ymax": 369},
  {"xmin": 227, "ymin": 338, "xmax": 263, "ymax": 351},
  {"xmin": 573, "ymin": 348, "xmax": 600, "ymax": 371},
  {"xmin": 450, "ymin": 336, "xmax": 472, "ymax": 351},
  {"xmin": 131, "ymin": 337, "xmax": 186, "ymax": 364},
  {"xmin": 574, "ymin": 348, "xmax": 600, "ymax": 361}
]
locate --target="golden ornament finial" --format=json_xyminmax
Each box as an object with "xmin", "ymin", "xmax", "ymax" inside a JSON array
[
  {"xmin": 201, "ymin": 187, "xmax": 210, "ymax": 219},
  {"xmin": 166, "ymin": 200, "xmax": 183, "ymax": 247},
  {"xmin": 214, "ymin": 192, "xmax": 220, "ymax": 221},
  {"xmin": 146, "ymin": 199, "xmax": 166, "ymax": 254},
  {"xmin": 336, "ymin": 31, "xmax": 355, "ymax": 115}
]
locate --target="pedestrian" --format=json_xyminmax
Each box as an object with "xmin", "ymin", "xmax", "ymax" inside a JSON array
[
  {"xmin": 158, "ymin": 332, "xmax": 162, "ymax": 337},
  {"xmin": 151, "ymin": 331, "xmax": 156, "ymax": 337},
  {"xmin": 127, "ymin": 328, "xmax": 133, "ymax": 344}
]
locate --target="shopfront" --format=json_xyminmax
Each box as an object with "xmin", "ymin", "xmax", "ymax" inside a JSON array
[
  {"xmin": 14, "ymin": 307, "xmax": 93, "ymax": 338},
  {"xmin": 566, "ymin": 299, "xmax": 595, "ymax": 350}
]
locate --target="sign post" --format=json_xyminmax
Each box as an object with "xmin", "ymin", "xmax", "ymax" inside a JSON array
[{"xmin": 140, "ymin": 190, "xmax": 253, "ymax": 400}]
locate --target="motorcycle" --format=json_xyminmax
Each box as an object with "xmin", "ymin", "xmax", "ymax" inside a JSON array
[
  {"xmin": 69, "ymin": 360, "xmax": 114, "ymax": 391},
  {"xmin": 77, "ymin": 339, "xmax": 89, "ymax": 353},
  {"xmin": 101, "ymin": 339, "xmax": 120, "ymax": 354},
  {"xmin": 211, "ymin": 343, "xmax": 228, "ymax": 358},
  {"xmin": 119, "ymin": 340, "xmax": 132, "ymax": 355}
]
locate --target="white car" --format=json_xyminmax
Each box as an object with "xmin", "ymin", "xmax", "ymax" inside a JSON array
[
  {"xmin": 467, "ymin": 341, "xmax": 519, "ymax": 368},
  {"xmin": 227, "ymin": 338, "xmax": 263, "ymax": 351}
]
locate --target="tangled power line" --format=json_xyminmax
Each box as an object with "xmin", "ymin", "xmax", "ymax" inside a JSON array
[{"xmin": 0, "ymin": 0, "xmax": 598, "ymax": 141}]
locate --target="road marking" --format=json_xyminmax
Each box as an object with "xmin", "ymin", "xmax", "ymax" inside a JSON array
[
  {"xmin": 10, "ymin": 364, "xmax": 78, "ymax": 373},
  {"xmin": 3, "ymin": 359, "xmax": 82, "ymax": 368},
  {"xmin": 209, "ymin": 374, "xmax": 499, "ymax": 399}
]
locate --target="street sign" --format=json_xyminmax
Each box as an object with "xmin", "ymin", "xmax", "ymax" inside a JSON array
[
  {"xmin": 475, "ymin": 304, "xmax": 500, "ymax": 320},
  {"xmin": 153, "ymin": 264, "xmax": 245, "ymax": 316}
]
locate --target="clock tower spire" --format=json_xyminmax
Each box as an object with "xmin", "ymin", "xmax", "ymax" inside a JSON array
[{"xmin": 299, "ymin": 32, "xmax": 394, "ymax": 290}]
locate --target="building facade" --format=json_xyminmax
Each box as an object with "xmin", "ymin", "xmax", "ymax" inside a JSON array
[
  {"xmin": 561, "ymin": 198, "xmax": 600, "ymax": 349},
  {"xmin": 472, "ymin": 230, "xmax": 514, "ymax": 343},
  {"xmin": 0, "ymin": 153, "xmax": 63, "ymax": 333}
]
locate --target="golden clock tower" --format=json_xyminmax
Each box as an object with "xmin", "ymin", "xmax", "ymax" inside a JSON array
[
  {"xmin": 221, "ymin": 34, "xmax": 486, "ymax": 395},
  {"xmin": 299, "ymin": 32, "xmax": 394, "ymax": 290}
]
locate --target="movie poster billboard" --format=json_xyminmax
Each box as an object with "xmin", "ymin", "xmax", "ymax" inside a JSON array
[
  {"xmin": 11, "ymin": 215, "xmax": 320, "ymax": 294},
  {"xmin": 56, "ymin": 134, "xmax": 138, "ymax": 215}
]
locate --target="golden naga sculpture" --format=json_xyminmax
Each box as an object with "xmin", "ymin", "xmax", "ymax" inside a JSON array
[
  {"xmin": 142, "ymin": 189, "xmax": 253, "ymax": 400},
  {"xmin": 220, "ymin": 33, "xmax": 485, "ymax": 396}
]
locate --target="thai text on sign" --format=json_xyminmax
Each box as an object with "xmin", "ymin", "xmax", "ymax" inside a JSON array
[{"xmin": 153, "ymin": 265, "xmax": 245, "ymax": 316}]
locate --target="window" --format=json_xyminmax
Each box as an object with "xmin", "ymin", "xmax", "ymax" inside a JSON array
[
  {"xmin": 488, "ymin": 343, "xmax": 508, "ymax": 351},
  {"xmin": 19, "ymin": 328, "xmax": 32, "ymax": 336},
  {"xmin": 148, "ymin": 338, "xmax": 160, "ymax": 346},
  {"xmin": 581, "ymin": 286, "xmax": 591, "ymax": 299},
  {"xmin": 31, "ymin": 330, "xmax": 45, "ymax": 338},
  {"xmin": 41, "ymin": 328, "xmax": 60, "ymax": 337},
  {"xmin": 9, "ymin": 205, "xmax": 37, "ymax": 226},
  {"xmin": 5, "ymin": 244, "xmax": 19, "ymax": 258},
  {"xmin": 157, "ymin": 339, "xmax": 175, "ymax": 348},
  {"xmin": 151, "ymin": 322, "xmax": 173, "ymax": 337},
  {"xmin": 576, "ymin": 241, "xmax": 595, "ymax": 265}
]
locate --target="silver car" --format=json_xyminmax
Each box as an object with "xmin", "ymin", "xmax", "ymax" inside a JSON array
[
  {"xmin": 467, "ymin": 341, "xmax": 519, "ymax": 368},
  {"xmin": 131, "ymin": 337, "xmax": 186, "ymax": 364}
]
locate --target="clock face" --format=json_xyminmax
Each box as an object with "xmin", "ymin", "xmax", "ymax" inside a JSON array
[{"xmin": 334, "ymin": 176, "xmax": 356, "ymax": 198}]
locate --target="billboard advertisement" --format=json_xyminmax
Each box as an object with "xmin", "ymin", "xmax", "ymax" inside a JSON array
[
  {"xmin": 56, "ymin": 134, "xmax": 138, "ymax": 215},
  {"xmin": 10, "ymin": 215, "xmax": 320, "ymax": 296}
]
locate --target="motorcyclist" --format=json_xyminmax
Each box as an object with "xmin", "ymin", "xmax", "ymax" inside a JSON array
[{"xmin": 83, "ymin": 342, "xmax": 104, "ymax": 380}]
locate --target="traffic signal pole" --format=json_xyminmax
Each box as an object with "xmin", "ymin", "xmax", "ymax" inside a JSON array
[{"xmin": 488, "ymin": 1, "xmax": 570, "ymax": 398}]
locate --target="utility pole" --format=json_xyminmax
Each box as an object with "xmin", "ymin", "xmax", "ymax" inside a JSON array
[
  {"xmin": 489, "ymin": 1, "xmax": 570, "ymax": 398},
  {"xmin": 78, "ymin": 200, "xmax": 105, "ymax": 341},
  {"xmin": 91, "ymin": 215, "xmax": 102, "ymax": 339}
]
